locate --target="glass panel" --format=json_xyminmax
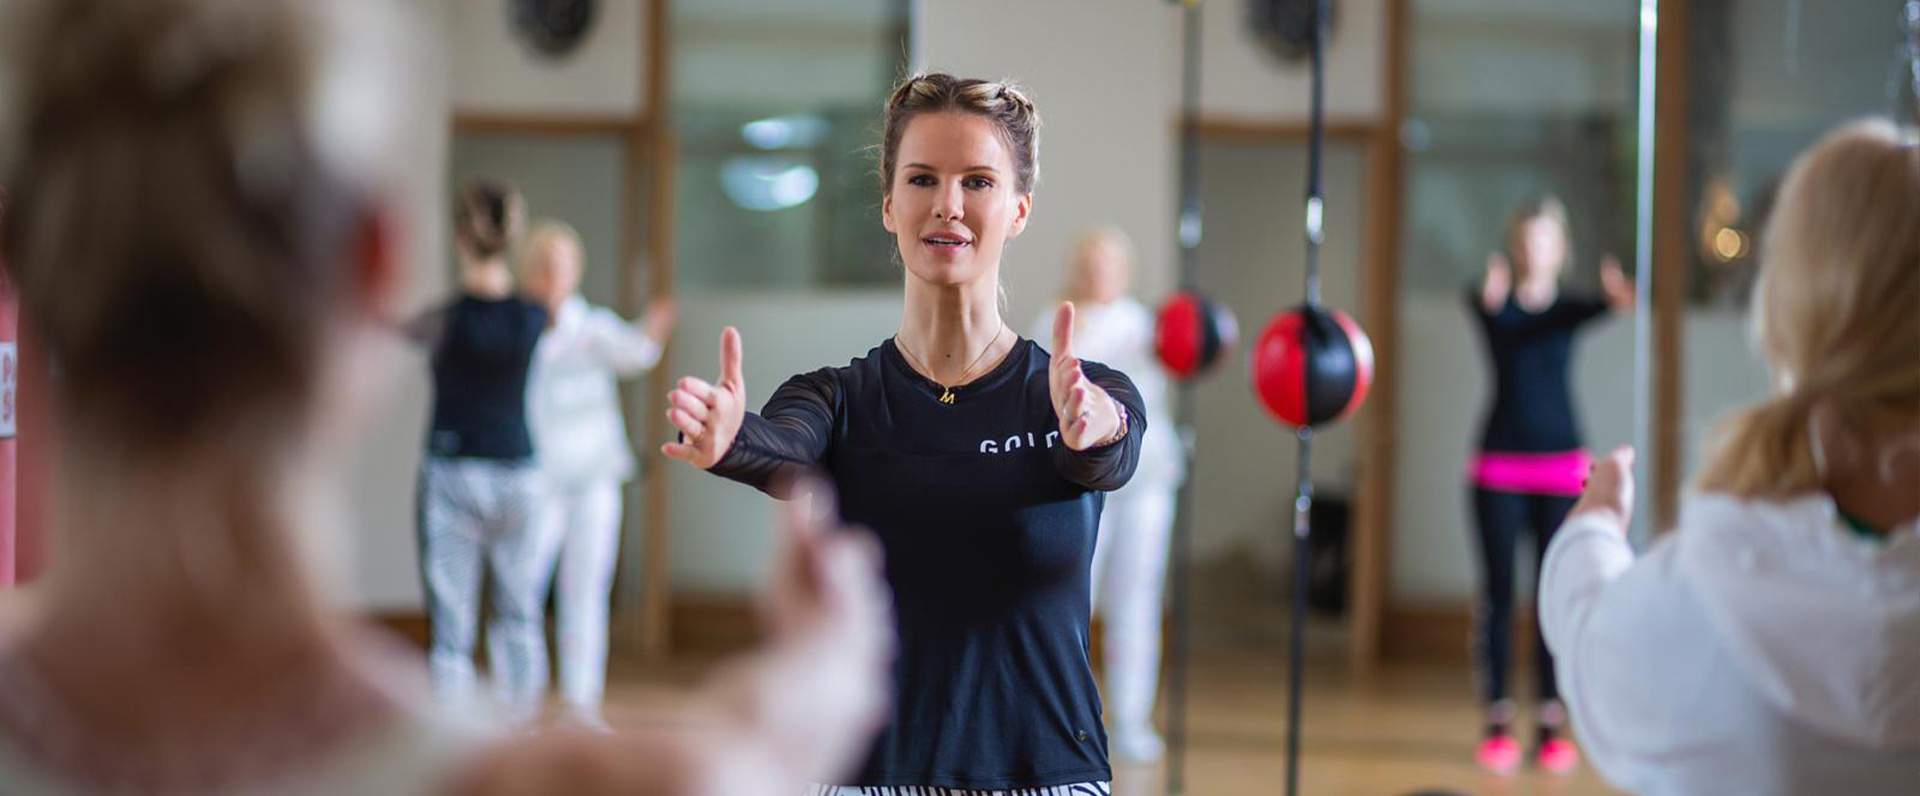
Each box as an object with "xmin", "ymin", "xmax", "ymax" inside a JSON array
[
  {"xmin": 1679, "ymin": 0, "xmax": 1919, "ymax": 475},
  {"xmin": 1686, "ymin": 0, "xmax": 1918, "ymax": 308},
  {"xmin": 1402, "ymin": 1, "xmax": 1640, "ymax": 298},
  {"xmin": 670, "ymin": 0, "xmax": 911, "ymax": 290},
  {"xmin": 1394, "ymin": 1, "xmax": 1641, "ymax": 605}
]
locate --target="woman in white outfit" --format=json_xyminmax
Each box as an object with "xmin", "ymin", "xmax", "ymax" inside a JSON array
[
  {"xmin": 0, "ymin": 1, "xmax": 891, "ymax": 793},
  {"xmin": 521, "ymin": 221, "xmax": 678, "ymax": 727},
  {"xmin": 1030, "ymin": 226, "xmax": 1183, "ymax": 762},
  {"xmin": 1539, "ymin": 119, "xmax": 1919, "ymax": 796}
]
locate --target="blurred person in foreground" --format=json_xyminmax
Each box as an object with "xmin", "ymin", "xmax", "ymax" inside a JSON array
[
  {"xmin": 1541, "ymin": 119, "xmax": 1920, "ymax": 796},
  {"xmin": 0, "ymin": 0, "xmax": 890, "ymax": 793}
]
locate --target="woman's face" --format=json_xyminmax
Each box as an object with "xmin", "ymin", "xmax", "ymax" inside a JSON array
[
  {"xmin": 523, "ymin": 236, "xmax": 581, "ymax": 312},
  {"xmin": 882, "ymin": 112, "xmax": 1031, "ymax": 290},
  {"xmin": 1071, "ymin": 237, "xmax": 1131, "ymax": 304},
  {"xmin": 1513, "ymin": 215, "xmax": 1567, "ymax": 281}
]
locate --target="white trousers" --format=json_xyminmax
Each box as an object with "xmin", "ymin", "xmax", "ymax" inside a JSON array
[
  {"xmin": 1090, "ymin": 484, "xmax": 1177, "ymax": 733},
  {"xmin": 532, "ymin": 479, "xmax": 625, "ymax": 712}
]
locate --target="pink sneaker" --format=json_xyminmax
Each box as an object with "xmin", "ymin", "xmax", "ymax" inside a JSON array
[
  {"xmin": 1537, "ymin": 737, "xmax": 1581, "ymax": 775},
  {"xmin": 1475, "ymin": 735, "xmax": 1522, "ymax": 775}
]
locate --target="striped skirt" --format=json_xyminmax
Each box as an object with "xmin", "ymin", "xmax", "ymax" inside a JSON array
[{"xmin": 804, "ymin": 784, "xmax": 1111, "ymax": 796}]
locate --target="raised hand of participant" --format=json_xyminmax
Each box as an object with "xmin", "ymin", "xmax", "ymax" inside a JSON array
[
  {"xmin": 641, "ymin": 297, "xmax": 680, "ymax": 343},
  {"xmin": 1600, "ymin": 255, "xmax": 1635, "ymax": 311},
  {"xmin": 1570, "ymin": 445, "xmax": 1636, "ymax": 531},
  {"xmin": 730, "ymin": 477, "xmax": 894, "ymax": 781},
  {"xmin": 1481, "ymin": 251, "xmax": 1513, "ymax": 312},
  {"xmin": 1048, "ymin": 301, "xmax": 1126, "ymax": 451},
  {"xmin": 662, "ymin": 326, "xmax": 746, "ymax": 469}
]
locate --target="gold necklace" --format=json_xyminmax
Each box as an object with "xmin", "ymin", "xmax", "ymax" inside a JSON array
[{"xmin": 896, "ymin": 326, "xmax": 1007, "ymax": 404}]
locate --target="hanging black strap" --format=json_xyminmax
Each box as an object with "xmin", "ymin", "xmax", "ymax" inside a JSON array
[
  {"xmin": 1166, "ymin": 5, "xmax": 1205, "ymax": 796},
  {"xmin": 1177, "ymin": 0, "xmax": 1205, "ymax": 291},
  {"xmin": 1285, "ymin": 3, "xmax": 1330, "ymax": 796}
]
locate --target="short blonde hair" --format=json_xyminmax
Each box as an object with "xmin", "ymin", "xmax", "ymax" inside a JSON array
[
  {"xmin": 1073, "ymin": 225, "xmax": 1135, "ymax": 268},
  {"xmin": 520, "ymin": 218, "xmax": 584, "ymax": 276},
  {"xmin": 1695, "ymin": 119, "xmax": 1920, "ymax": 497},
  {"xmin": 1064, "ymin": 225, "xmax": 1135, "ymax": 298},
  {"xmin": 1502, "ymin": 193, "xmax": 1572, "ymax": 281}
]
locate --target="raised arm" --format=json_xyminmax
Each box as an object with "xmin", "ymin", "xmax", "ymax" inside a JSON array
[
  {"xmin": 1472, "ymin": 252, "xmax": 1633, "ymax": 337},
  {"xmin": 1540, "ymin": 446, "xmax": 1637, "ymax": 664},
  {"xmin": 584, "ymin": 297, "xmax": 677, "ymax": 377},
  {"xmin": 1539, "ymin": 446, "xmax": 1668, "ymax": 790},
  {"xmin": 394, "ymin": 305, "xmax": 449, "ymax": 349}
]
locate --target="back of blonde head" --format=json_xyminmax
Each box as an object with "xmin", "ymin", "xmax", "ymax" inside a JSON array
[{"xmin": 1696, "ymin": 119, "xmax": 1920, "ymax": 497}]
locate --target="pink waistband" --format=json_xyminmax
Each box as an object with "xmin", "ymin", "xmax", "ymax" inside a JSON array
[{"xmin": 1470, "ymin": 450, "xmax": 1591, "ymax": 496}]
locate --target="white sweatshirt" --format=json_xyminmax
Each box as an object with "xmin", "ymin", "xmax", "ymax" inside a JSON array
[
  {"xmin": 527, "ymin": 296, "xmax": 663, "ymax": 489},
  {"xmin": 1029, "ymin": 298, "xmax": 1184, "ymax": 492},
  {"xmin": 1540, "ymin": 492, "xmax": 1920, "ymax": 796}
]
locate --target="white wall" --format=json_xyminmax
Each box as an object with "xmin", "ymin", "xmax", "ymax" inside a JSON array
[
  {"xmin": 450, "ymin": 0, "xmax": 647, "ymax": 116},
  {"xmin": 1200, "ymin": 0, "xmax": 1386, "ymax": 123},
  {"xmin": 918, "ymin": 0, "xmax": 1183, "ymax": 333},
  {"xmin": 663, "ymin": 291, "xmax": 903, "ymax": 591},
  {"xmin": 339, "ymin": 0, "xmax": 454, "ymax": 610}
]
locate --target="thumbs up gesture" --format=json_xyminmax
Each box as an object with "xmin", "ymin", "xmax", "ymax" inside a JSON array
[
  {"xmin": 662, "ymin": 326, "xmax": 748, "ymax": 469},
  {"xmin": 1049, "ymin": 302, "xmax": 1127, "ymax": 451}
]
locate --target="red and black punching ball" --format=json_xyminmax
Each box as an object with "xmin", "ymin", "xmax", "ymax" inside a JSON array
[
  {"xmin": 1251, "ymin": 304, "xmax": 1373, "ymax": 427},
  {"xmin": 1154, "ymin": 290, "xmax": 1239, "ymax": 380}
]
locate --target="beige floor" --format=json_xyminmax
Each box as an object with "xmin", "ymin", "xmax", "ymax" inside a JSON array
[{"xmin": 595, "ymin": 644, "xmax": 1625, "ymax": 796}]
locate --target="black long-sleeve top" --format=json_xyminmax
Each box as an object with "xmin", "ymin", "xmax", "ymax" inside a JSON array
[
  {"xmin": 417, "ymin": 295, "xmax": 548, "ymax": 460},
  {"xmin": 1467, "ymin": 288, "xmax": 1612, "ymax": 453},
  {"xmin": 708, "ymin": 336, "xmax": 1146, "ymax": 789}
]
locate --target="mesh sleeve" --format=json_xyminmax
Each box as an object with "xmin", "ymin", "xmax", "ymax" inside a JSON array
[
  {"xmin": 706, "ymin": 369, "xmax": 839, "ymax": 496},
  {"xmin": 1051, "ymin": 361, "xmax": 1147, "ymax": 491}
]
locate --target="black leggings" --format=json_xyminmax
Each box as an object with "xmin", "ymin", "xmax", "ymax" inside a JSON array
[{"xmin": 1470, "ymin": 487, "xmax": 1575, "ymax": 705}]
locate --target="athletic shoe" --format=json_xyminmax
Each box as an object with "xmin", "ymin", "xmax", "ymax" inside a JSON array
[
  {"xmin": 1475, "ymin": 735, "xmax": 1521, "ymax": 775},
  {"xmin": 1537, "ymin": 737, "xmax": 1580, "ymax": 775}
]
